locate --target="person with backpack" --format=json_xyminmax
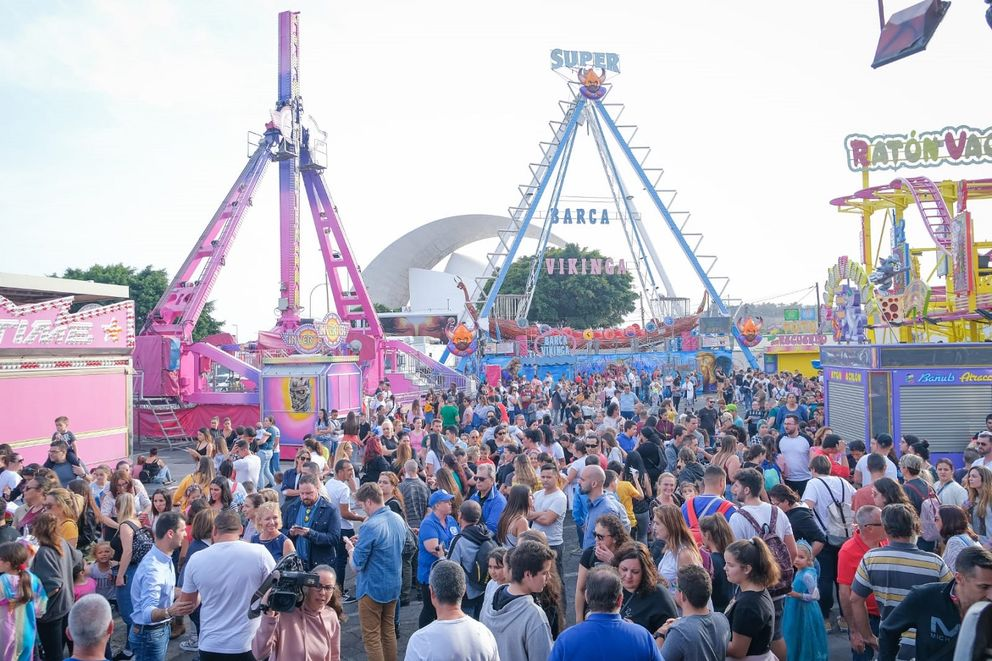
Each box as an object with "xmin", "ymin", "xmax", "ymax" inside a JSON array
[
  {"xmin": 899, "ymin": 454, "xmax": 941, "ymax": 552},
  {"xmin": 447, "ymin": 500, "xmax": 497, "ymax": 620},
  {"xmin": 729, "ymin": 468, "xmax": 798, "ymax": 661},
  {"xmin": 802, "ymin": 455, "xmax": 855, "ymax": 630},
  {"xmin": 681, "ymin": 465, "xmax": 737, "ymax": 546}
]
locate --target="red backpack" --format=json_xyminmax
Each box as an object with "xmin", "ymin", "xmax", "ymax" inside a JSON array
[{"xmin": 685, "ymin": 496, "xmax": 734, "ymax": 547}]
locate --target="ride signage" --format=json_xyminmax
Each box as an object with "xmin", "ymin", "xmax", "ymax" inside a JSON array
[
  {"xmin": 550, "ymin": 48, "xmax": 621, "ymax": 73},
  {"xmin": 845, "ymin": 125, "xmax": 992, "ymax": 172},
  {"xmin": 0, "ymin": 295, "xmax": 135, "ymax": 351}
]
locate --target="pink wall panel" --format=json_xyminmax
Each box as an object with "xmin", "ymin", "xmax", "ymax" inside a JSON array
[
  {"xmin": 0, "ymin": 371, "xmax": 128, "ymax": 443},
  {"xmin": 19, "ymin": 431, "xmax": 128, "ymax": 467}
]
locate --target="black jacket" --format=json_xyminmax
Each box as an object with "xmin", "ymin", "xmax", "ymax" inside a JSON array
[{"xmin": 878, "ymin": 579, "xmax": 959, "ymax": 661}]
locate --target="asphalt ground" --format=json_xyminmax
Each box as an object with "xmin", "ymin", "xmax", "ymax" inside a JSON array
[{"xmin": 116, "ymin": 447, "xmax": 854, "ymax": 660}]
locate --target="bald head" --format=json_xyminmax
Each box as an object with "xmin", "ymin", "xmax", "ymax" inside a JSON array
[{"xmin": 579, "ymin": 465, "xmax": 606, "ymax": 498}]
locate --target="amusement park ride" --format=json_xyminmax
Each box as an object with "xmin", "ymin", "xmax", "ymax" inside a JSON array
[
  {"xmin": 828, "ymin": 129, "xmax": 992, "ymax": 345},
  {"xmin": 444, "ymin": 53, "xmax": 760, "ymax": 370},
  {"xmin": 134, "ymin": 12, "xmax": 463, "ymax": 448}
]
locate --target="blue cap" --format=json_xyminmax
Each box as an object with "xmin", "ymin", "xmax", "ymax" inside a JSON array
[{"xmin": 428, "ymin": 490, "xmax": 455, "ymax": 508}]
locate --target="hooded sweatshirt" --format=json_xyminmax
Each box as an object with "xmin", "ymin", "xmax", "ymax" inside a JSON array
[
  {"xmin": 251, "ymin": 604, "xmax": 340, "ymax": 661},
  {"xmin": 480, "ymin": 584, "xmax": 553, "ymax": 661}
]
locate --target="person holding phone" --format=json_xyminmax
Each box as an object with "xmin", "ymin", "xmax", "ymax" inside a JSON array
[{"xmin": 282, "ymin": 475, "xmax": 341, "ymax": 571}]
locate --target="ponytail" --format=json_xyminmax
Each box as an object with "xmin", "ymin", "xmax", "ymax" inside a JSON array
[
  {"xmin": 0, "ymin": 542, "xmax": 34, "ymax": 606},
  {"xmin": 726, "ymin": 537, "xmax": 781, "ymax": 588}
]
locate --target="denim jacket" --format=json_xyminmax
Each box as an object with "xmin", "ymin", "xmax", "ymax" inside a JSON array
[{"xmin": 350, "ymin": 505, "xmax": 407, "ymax": 603}]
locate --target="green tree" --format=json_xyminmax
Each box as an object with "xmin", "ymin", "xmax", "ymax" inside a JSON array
[
  {"xmin": 58, "ymin": 264, "xmax": 224, "ymax": 341},
  {"xmin": 492, "ymin": 243, "xmax": 637, "ymax": 327}
]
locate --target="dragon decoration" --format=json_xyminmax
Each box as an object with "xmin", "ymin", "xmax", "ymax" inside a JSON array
[
  {"xmin": 448, "ymin": 285, "xmax": 706, "ymax": 351},
  {"xmin": 446, "ymin": 280, "xmax": 480, "ymax": 357}
]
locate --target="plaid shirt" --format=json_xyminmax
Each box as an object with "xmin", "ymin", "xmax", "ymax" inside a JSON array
[{"xmin": 398, "ymin": 477, "xmax": 430, "ymax": 528}]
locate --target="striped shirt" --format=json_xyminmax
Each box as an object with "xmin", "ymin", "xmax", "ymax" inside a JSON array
[{"xmin": 852, "ymin": 540, "xmax": 951, "ymax": 658}]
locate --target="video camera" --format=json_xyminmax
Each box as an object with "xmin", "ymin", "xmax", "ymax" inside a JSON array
[{"xmin": 247, "ymin": 553, "xmax": 319, "ymax": 618}]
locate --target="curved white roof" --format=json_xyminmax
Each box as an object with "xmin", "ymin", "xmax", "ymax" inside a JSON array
[{"xmin": 365, "ymin": 214, "xmax": 565, "ymax": 308}]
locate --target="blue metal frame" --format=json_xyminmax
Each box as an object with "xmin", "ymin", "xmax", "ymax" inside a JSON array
[
  {"xmin": 477, "ymin": 95, "xmax": 588, "ymax": 321},
  {"xmin": 592, "ymin": 101, "xmax": 759, "ymax": 369},
  {"xmin": 589, "ymin": 106, "xmax": 660, "ymax": 291}
]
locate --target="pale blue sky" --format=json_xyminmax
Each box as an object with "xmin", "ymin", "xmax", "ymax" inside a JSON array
[{"xmin": 2, "ymin": 0, "xmax": 990, "ymax": 337}]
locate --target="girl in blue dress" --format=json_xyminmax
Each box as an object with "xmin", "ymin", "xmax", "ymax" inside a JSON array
[{"xmin": 782, "ymin": 541, "xmax": 828, "ymax": 661}]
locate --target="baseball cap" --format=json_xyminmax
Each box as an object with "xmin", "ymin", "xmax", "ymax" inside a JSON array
[{"xmin": 428, "ymin": 490, "xmax": 455, "ymax": 507}]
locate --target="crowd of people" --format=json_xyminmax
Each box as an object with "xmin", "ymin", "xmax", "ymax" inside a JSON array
[{"xmin": 2, "ymin": 366, "xmax": 992, "ymax": 661}]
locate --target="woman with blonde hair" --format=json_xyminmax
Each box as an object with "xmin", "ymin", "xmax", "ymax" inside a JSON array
[
  {"xmin": 252, "ymin": 501, "xmax": 294, "ymax": 562},
  {"xmin": 652, "ymin": 504, "xmax": 702, "ymax": 595},
  {"xmin": 174, "ymin": 456, "xmax": 215, "ymax": 511},
  {"xmin": 333, "ymin": 440, "xmax": 354, "ymax": 467},
  {"xmin": 391, "ymin": 439, "xmax": 414, "ymax": 475},
  {"xmin": 43, "ymin": 487, "xmax": 80, "ymax": 549},
  {"xmin": 111, "ymin": 492, "xmax": 154, "ymax": 651},
  {"xmin": 965, "ymin": 465, "xmax": 992, "ymax": 548},
  {"xmin": 710, "ymin": 434, "xmax": 742, "ymax": 490},
  {"xmin": 511, "ymin": 453, "xmax": 540, "ymax": 492}
]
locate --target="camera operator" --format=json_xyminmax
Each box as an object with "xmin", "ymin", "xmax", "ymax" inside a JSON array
[
  {"xmin": 177, "ymin": 509, "xmax": 276, "ymax": 660},
  {"xmin": 251, "ymin": 564, "xmax": 342, "ymax": 661}
]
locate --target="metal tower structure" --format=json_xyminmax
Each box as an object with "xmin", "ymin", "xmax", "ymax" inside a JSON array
[
  {"xmin": 460, "ymin": 75, "xmax": 759, "ymax": 369},
  {"xmin": 139, "ymin": 11, "xmax": 386, "ymax": 399}
]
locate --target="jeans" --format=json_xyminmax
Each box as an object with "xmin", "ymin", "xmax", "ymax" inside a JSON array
[
  {"xmin": 336, "ymin": 529, "xmax": 355, "ymax": 591},
  {"xmin": 359, "ymin": 595, "xmax": 398, "ymax": 661},
  {"xmin": 270, "ymin": 449, "xmax": 281, "ymax": 475},
  {"xmin": 851, "ymin": 614, "xmax": 880, "ymax": 661},
  {"xmin": 257, "ymin": 449, "xmax": 274, "ymax": 488},
  {"xmin": 128, "ymin": 622, "xmax": 171, "ymax": 661},
  {"xmin": 550, "ymin": 543, "xmax": 565, "ymax": 592},
  {"xmin": 116, "ymin": 565, "xmax": 139, "ymax": 633},
  {"xmin": 817, "ymin": 543, "xmax": 840, "ymax": 619},
  {"xmin": 634, "ymin": 510, "xmax": 650, "ymax": 544},
  {"xmin": 462, "ymin": 593, "xmax": 484, "ymax": 620},
  {"xmin": 418, "ymin": 582, "xmax": 438, "ymax": 628},
  {"xmin": 37, "ymin": 615, "xmax": 69, "ymax": 661}
]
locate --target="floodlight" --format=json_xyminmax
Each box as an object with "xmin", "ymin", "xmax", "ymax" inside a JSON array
[{"xmin": 872, "ymin": 0, "xmax": 950, "ymax": 69}]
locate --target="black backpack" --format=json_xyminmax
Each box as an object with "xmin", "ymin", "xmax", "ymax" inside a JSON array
[{"xmin": 448, "ymin": 525, "xmax": 498, "ymax": 591}]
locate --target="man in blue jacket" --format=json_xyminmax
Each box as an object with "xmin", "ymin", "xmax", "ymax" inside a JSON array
[
  {"xmin": 283, "ymin": 474, "xmax": 341, "ymax": 569},
  {"xmin": 469, "ymin": 463, "xmax": 506, "ymax": 535}
]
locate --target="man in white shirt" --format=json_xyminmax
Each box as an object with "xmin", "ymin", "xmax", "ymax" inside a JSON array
[
  {"xmin": 230, "ymin": 440, "xmax": 261, "ymax": 487},
  {"xmin": 778, "ymin": 415, "xmax": 812, "ymax": 494},
  {"xmin": 177, "ymin": 510, "xmax": 275, "ymax": 659},
  {"xmin": 972, "ymin": 431, "xmax": 992, "ymax": 469},
  {"xmin": 802, "ymin": 455, "xmax": 854, "ymax": 627},
  {"xmin": 853, "ymin": 433, "xmax": 899, "ymax": 487},
  {"xmin": 730, "ymin": 468, "xmax": 798, "ymax": 661},
  {"xmin": 325, "ymin": 459, "xmax": 365, "ymax": 602},
  {"xmin": 405, "ymin": 560, "xmax": 499, "ymax": 661},
  {"xmin": 529, "ymin": 464, "xmax": 568, "ymax": 580}
]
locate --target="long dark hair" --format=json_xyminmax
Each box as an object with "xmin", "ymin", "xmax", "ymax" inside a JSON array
[
  {"xmin": 209, "ymin": 477, "xmax": 233, "ymax": 509},
  {"xmin": 612, "ymin": 542, "xmax": 660, "ymax": 597},
  {"xmin": 726, "ymin": 537, "xmax": 781, "ymax": 588},
  {"xmin": 873, "ymin": 477, "xmax": 911, "ymax": 507},
  {"xmin": 497, "ymin": 485, "xmax": 532, "ymax": 545},
  {"xmin": 343, "ymin": 412, "xmax": 359, "ymax": 437}
]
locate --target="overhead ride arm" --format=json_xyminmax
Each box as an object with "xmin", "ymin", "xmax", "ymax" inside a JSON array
[{"xmin": 142, "ymin": 133, "xmax": 276, "ymax": 342}]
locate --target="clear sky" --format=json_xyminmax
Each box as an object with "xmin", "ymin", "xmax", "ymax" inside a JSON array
[{"xmin": 2, "ymin": 0, "xmax": 990, "ymax": 338}]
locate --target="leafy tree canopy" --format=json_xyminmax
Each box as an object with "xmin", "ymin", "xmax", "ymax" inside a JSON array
[
  {"xmin": 58, "ymin": 264, "xmax": 223, "ymax": 341},
  {"xmin": 492, "ymin": 243, "xmax": 637, "ymax": 328}
]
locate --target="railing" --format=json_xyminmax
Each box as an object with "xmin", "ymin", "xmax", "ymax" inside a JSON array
[
  {"xmin": 385, "ymin": 340, "xmax": 468, "ymax": 394},
  {"xmin": 493, "ymin": 294, "xmax": 527, "ymax": 321},
  {"xmin": 132, "ymin": 369, "xmax": 145, "ymax": 400}
]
